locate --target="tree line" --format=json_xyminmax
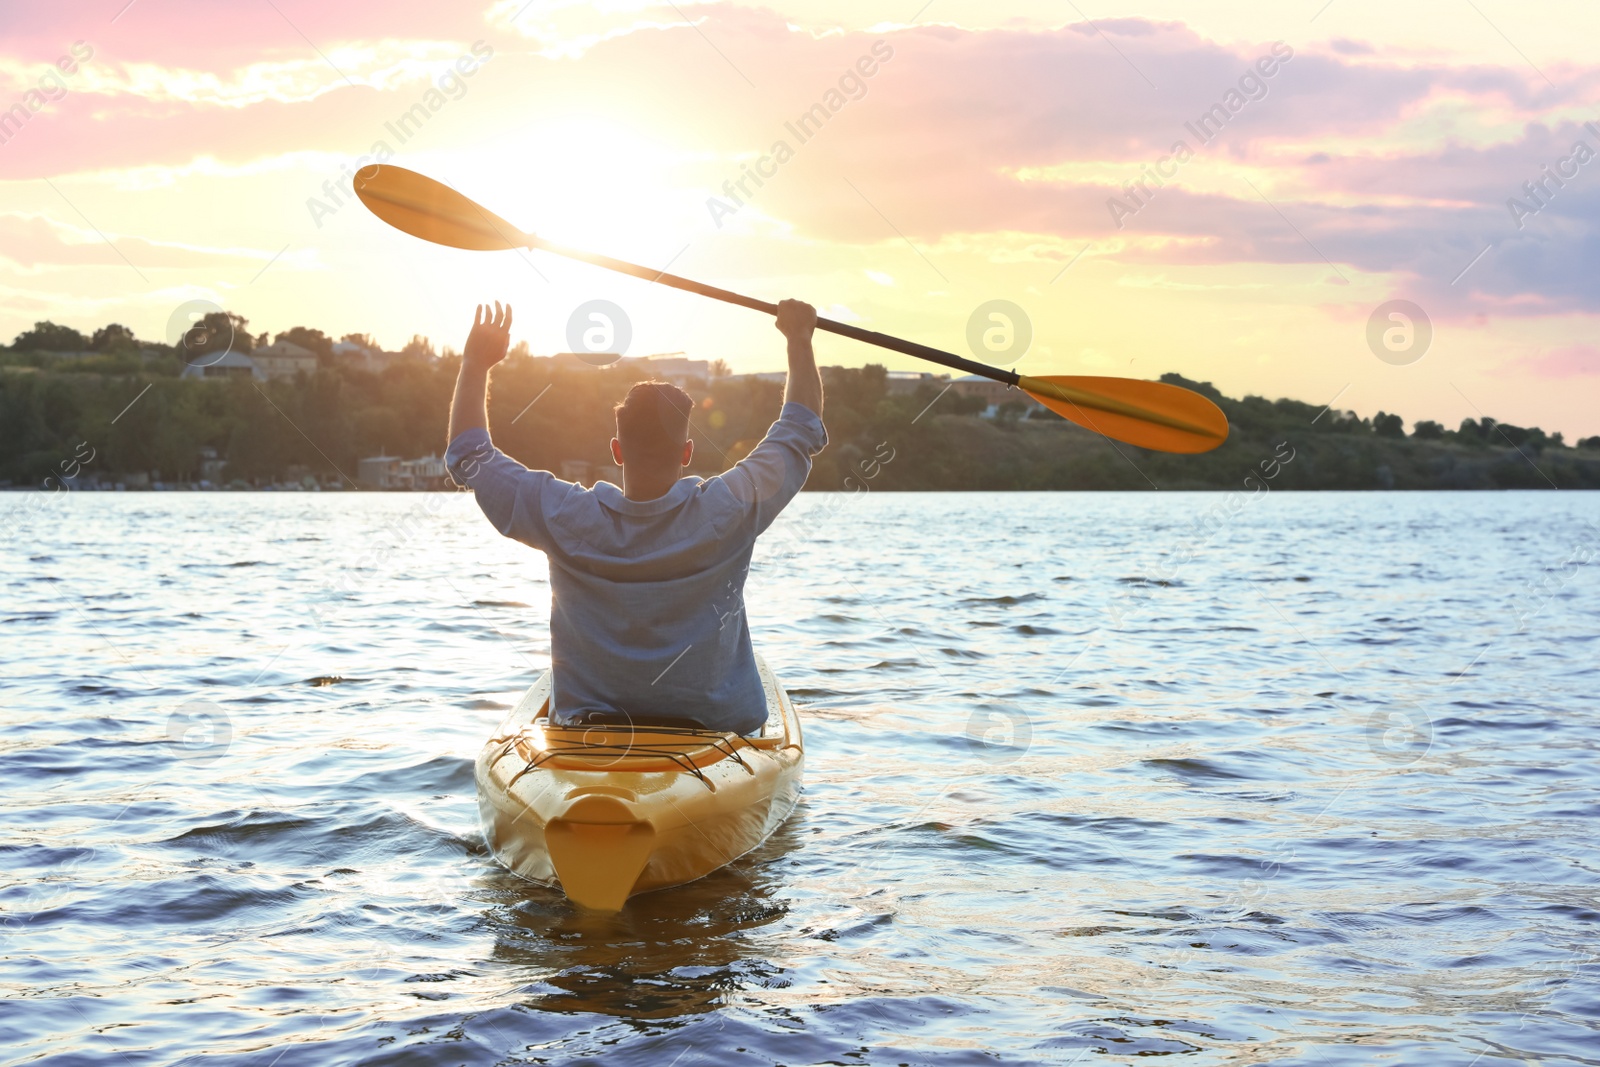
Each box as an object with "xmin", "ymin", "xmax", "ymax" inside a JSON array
[{"xmin": 3, "ymin": 316, "xmax": 1598, "ymax": 490}]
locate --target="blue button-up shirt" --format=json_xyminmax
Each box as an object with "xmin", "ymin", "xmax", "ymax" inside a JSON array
[{"xmin": 445, "ymin": 401, "xmax": 827, "ymax": 734}]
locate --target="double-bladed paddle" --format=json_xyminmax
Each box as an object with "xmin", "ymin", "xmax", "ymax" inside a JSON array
[{"xmin": 351, "ymin": 165, "xmax": 1228, "ymax": 453}]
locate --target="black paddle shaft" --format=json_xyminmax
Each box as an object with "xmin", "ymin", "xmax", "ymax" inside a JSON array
[{"xmin": 528, "ymin": 236, "xmax": 1022, "ymax": 389}]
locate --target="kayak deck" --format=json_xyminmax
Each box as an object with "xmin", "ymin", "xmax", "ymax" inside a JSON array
[{"xmin": 475, "ymin": 655, "xmax": 804, "ymax": 910}]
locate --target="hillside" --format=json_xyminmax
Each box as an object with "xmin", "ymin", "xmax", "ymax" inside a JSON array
[{"xmin": 2, "ymin": 334, "xmax": 1596, "ymax": 490}]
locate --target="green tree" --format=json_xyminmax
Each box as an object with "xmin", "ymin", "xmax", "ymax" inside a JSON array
[
  {"xmin": 274, "ymin": 327, "xmax": 333, "ymax": 362},
  {"xmin": 1412, "ymin": 420, "xmax": 1444, "ymax": 440},
  {"xmin": 1374, "ymin": 411, "xmax": 1405, "ymax": 438},
  {"xmin": 947, "ymin": 391, "xmax": 988, "ymax": 416},
  {"xmin": 401, "ymin": 335, "xmax": 436, "ymax": 360},
  {"xmin": 181, "ymin": 311, "xmax": 249, "ymax": 359},
  {"xmin": 1328, "ymin": 412, "xmax": 1369, "ymax": 434},
  {"xmin": 14, "ymin": 321, "xmax": 87, "ymax": 352},
  {"xmin": 1495, "ymin": 423, "xmax": 1529, "ymax": 447},
  {"xmin": 91, "ymin": 324, "xmax": 138, "ymax": 353},
  {"xmin": 1159, "ymin": 372, "xmax": 1224, "ymax": 403}
]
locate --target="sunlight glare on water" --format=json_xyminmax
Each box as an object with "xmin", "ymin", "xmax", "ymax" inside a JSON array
[{"xmin": 2, "ymin": 490, "xmax": 1598, "ymax": 1066}]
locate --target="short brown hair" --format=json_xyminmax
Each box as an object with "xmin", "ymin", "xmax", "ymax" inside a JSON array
[{"xmin": 613, "ymin": 380, "xmax": 692, "ymax": 463}]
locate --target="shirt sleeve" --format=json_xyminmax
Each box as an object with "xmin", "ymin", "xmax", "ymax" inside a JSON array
[
  {"xmin": 445, "ymin": 428, "xmax": 573, "ymax": 551},
  {"xmin": 715, "ymin": 401, "xmax": 828, "ymax": 536}
]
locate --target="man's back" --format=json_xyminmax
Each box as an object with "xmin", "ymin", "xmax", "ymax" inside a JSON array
[
  {"xmin": 445, "ymin": 401, "xmax": 826, "ymax": 733},
  {"xmin": 443, "ymin": 297, "xmax": 825, "ymax": 734}
]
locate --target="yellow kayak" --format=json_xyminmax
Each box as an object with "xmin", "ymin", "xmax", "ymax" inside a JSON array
[{"xmin": 475, "ymin": 654, "xmax": 804, "ymax": 910}]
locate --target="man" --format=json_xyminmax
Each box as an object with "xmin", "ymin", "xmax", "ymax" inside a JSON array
[{"xmin": 445, "ymin": 298, "xmax": 826, "ymax": 735}]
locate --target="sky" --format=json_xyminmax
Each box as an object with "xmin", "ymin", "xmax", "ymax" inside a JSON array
[{"xmin": 1, "ymin": 0, "xmax": 1597, "ymax": 437}]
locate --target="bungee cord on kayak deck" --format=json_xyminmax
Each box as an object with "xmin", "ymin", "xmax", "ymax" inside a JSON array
[{"xmin": 501, "ymin": 725, "xmax": 760, "ymax": 789}]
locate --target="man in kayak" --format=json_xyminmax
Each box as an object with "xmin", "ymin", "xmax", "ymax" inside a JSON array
[{"xmin": 444, "ymin": 298, "xmax": 826, "ymax": 735}]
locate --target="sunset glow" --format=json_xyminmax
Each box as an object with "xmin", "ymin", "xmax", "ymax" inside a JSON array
[{"xmin": 2, "ymin": 0, "xmax": 1597, "ymax": 435}]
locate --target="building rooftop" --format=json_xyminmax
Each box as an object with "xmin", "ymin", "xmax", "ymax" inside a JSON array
[
  {"xmin": 254, "ymin": 340, "xmax": 317, "ymax": 359},
  {"xmin": 180, "ymin": 349, "xmax": 261, "ymax": 379}
]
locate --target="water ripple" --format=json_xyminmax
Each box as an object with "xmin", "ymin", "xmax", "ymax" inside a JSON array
[{"xmin": 1, "ymin": 491, "xmax": 1597, "ymax": 1065}]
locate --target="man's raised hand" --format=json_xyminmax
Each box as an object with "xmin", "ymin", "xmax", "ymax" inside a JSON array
[
  {"xmin": 774, "ymin": 298, "xmax": 816, "ymax": 342},
  {"xmin": 464, "ymin": 301, "xmax": 514, "ymax": 372},
  {"xmin": 775, "ymin": 298, "xmax": 822, "ymax": 416}
]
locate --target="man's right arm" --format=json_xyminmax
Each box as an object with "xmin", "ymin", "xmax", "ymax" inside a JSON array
[
  {"xmin": 444, "ymin": 301, "xmax": 567, "ymax": 551},
  {"xmin": 448, "ymin": 302, "xmax": 511, "ymax": 443},
  {"xmin": 776, "ymin": 298, "xmax": 822, "ymax": 418}
]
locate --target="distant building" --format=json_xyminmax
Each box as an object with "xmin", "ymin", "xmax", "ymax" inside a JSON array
[
  {"xmin": 180, "ymin": 349, "xmax": 263, "ymax": 381},
  {"xmin": 358, "ymin": 453, "xmax": 448, "ymax": 489},
  {"xmin": 884, "ymin": 370, "xmax": 950, "ymax": 396},
  {"xmin": 728, "ymin": 371, "xmax": 788, "ymax": 385},
  {"xmin": 541, "ymin": 352, "xmax": 711, "ymax": 387},
  {"xmin": 197, "ymin": 446, "xmax": 226, "ymax": 484},
  {"xmin": 358, "ymin": 454, "xmax": 401, "ymax": 488},
  {"xmin": 332, "ymin": 340, "xmax": 394, "ymax": 373},
  {"xmin": 618, "ymin": 353, "xmax": 709, "ymax": 386},
  {"xmin": 544, "ymin": 351, "xmax": 604, "ymax": 374},
  {"xmin": 398, "ymin": 455, "xmax": 447, "ymax": 490},
  {"xmin": 251, "ymin": 340, "xmax": 318, "ymax": 379},
  {"xmin": 950, "ymin": 374, "xmax": 1042, "ymax": 416}
]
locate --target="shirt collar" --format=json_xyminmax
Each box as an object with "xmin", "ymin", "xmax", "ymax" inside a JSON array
[{"xmin": 590, "ymin": 476, "xmax": 703, "ymax": 516}]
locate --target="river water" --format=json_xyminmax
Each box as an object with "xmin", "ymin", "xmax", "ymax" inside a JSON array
[{"xmin": 3, "ymin": 491, "xmax": 1597, "ymax": 1066}]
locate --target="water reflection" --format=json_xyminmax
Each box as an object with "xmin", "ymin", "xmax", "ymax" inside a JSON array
[{"xmin": 483, "ymin": 816, "xmax": 805, "ymax": 1018}]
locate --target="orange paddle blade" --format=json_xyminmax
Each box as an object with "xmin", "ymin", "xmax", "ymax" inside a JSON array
[
  {"xmin": 1018, "ymin": 374, "xmax": 1229, "ymax": 453},
  {"xmin": 352, "ymin": 165, "xmax": 532, "ymax": 251}
]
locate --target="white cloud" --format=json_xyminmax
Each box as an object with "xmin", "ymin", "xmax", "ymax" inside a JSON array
[
  {"xmin": 16, "ymin": 40, "xmax": 474, "ymax": 108},
  {"xmin": 486, "ymin": 0, "xmax": 684, "ymax": 59}
]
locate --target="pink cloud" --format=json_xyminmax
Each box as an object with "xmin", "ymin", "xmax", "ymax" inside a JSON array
[
  {"xmin": 1515, "ymin": 344, "xmax": 1600, "ymax": 377},
  {"xmin": 0, "ymin": 212, "xmax": 280, "ymax": 270},
  {"xmin": 3, "ymin": 8, "xmax": 1599, "ymax": 313},
  {"xmin": 0, "ymin": 0, "xmax": 484, "ymax": 71}
]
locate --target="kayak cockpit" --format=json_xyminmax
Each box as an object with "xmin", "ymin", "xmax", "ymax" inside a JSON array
[{"xmin": 475, "ymin": 656, "xmax": 804, "ymax": 911}]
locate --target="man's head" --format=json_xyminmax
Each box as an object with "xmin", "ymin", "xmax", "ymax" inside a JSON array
[{"xmin": 610, "ymin": 380, "xmax": 694, "ymax": 474}]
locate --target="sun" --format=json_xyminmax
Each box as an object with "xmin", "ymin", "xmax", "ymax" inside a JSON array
[{"xmin": 461, "ymin": 116, "xmax": 688, "ymax": 259}]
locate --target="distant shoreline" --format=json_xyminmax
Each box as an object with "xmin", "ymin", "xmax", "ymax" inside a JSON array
[{"xmin": 4, "ymin": 356, "xmax": 1598, "ymax": 492}]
